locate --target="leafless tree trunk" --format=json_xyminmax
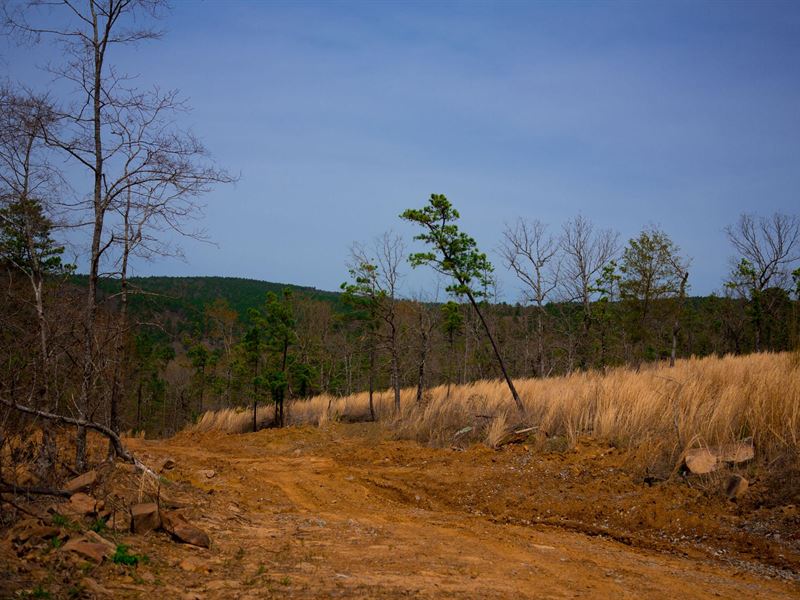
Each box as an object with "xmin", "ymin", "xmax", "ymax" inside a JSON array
[
  {"xmin": 0, "ymin": 88, "xmax": 67, "ymax": 474},
  {"xmin": 376, "ymin": 233, "xmax": 404, "ymax": 412},
  {"xmin": 368, "ymin": 336, "xmax": 376, "ymax": 421},
  {"xmin": 411, "ymin": 295, "xmax": 438, "ymax": 404},
  {"xmin": 670, "ymin": 271, "xmax": 689, "ymax": 368},
  {"xmin": 6, "ymin": 0, "xmax": 167, "ymax": 470},
  {"xmin": 500, "ymin": 218, "xmax": 561, "ymax": 377},
  {"xmin": 725, "ymin": 213, "xmax": 800, "ymax": 352},
  {"xmin": 560, "ymin": 216, "xmax": 619, "ymax": 369},
  {"xmin": 6, "ymin": 2, "xmax": 231, "ymax": 468},
  {"xmin": 349, "ymin": 232, "xmax": 405, "ymax": 413}
]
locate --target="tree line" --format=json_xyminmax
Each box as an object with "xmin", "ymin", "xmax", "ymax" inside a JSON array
[{"xmin": 1, "ymin": 2, "xmax": 799, "ymax": 484}]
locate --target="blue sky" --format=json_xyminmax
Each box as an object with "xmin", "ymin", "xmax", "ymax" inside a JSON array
[{"xmin": 2, "ymin": 0, "xmax": 799, "ymax": 299}]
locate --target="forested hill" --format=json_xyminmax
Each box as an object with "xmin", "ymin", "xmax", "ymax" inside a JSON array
[
  {"xmin": 83, "ymin": 273, "xmax": 741, "ymax": 321},
  {"xmin": 84, "ymin": 275, "xmax": 344, "ymax": 321},
  {"xmin": 46, "ymin": 272, "xmax": 796, "ymax": 436},
  {"xmin": 87, "ymin": 274, "xmax": 720, "ymax": 323}
]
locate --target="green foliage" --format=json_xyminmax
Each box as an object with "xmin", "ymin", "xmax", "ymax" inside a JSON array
[
  {"xmin": 112, "ymin": 544, "xmax": 146, "ymax": 566},
  {"xmin": 440, "ymin": 301, "xmax": 463, "ymax": 340},
  {"xmin": 263, "ymin": 291, "xmax": 297, "ymax": 358},
  {"xmin": 341, "ymin": 260, "xmax": 383, "ymax": 326},
  {"xmin": 89, "ymin": 518, "xmax": 107, "ymax": 533},
  {"xmin": 402, "ymin": 193, "xmax": 523, "ymax": 411},
  {"xmin": 51, "ymin": 514, "xmax": 78, "ymax": 531},
  {"xmin": 131, "ymin": 332, "xmax": 175, "ymax": 427},
  {"xmin": 400, "ymin": 193, "xmax": 494, "ymax": 299},
  {"xmin": 289, "ymin": 359, "xmax": 316, "ymax": 397},
  {"xmin": 232, "ymin": 289, "xmax": 303, "ymax": 424},
  {"xmin": 88, "ymin": 275, "xmax": 343, "ymax": 331},
  {"xmin": 51, "ymin": 513, "xmax": 69, "ymax": 527},
  {"xmin": 0, "ymin": 198, "xmax": 73, "ymax": 276},
  {"xmin": 267, "ymin": 369, "xmax": 288, "ymax": 402},
  {"xmin": 726, "ymin": 258, "xmax": 758, "ymax": 297},
  {"xmin": 592, "ymin": 261, "xmax": 621, "ymax": 303},
  {"xmin": 619, "ymin": 227, "xmax": 687, "ymax": 302},
  {"xmin": 187, "ymin": 342, "xmax": 211, "ymax": 372}
]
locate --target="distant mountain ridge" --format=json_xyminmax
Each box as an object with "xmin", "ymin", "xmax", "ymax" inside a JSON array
[{"xmin": 72, "ymin": 275, "xmax": 343, "ymax": 323}]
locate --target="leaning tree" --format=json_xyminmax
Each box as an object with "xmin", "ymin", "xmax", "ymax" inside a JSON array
[{"xmin": 401, "ymin": 194, "xmax": 524, "ymax": 414}]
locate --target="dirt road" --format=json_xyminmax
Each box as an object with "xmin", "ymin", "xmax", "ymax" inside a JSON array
[{"xmin": 111, "ymin": 425, "xmax": 798, "ymax": 599}]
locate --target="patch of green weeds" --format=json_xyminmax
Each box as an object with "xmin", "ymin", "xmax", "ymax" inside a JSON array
[
  {"xmin": 89, "ymin": 518, "xmax": 107, "ymax": 533},
  {"xmin": 51, "ymin": 514, "xmax": 79, "ymax": 531},
  {"xmin": 48, "ymin": 537, "xmax": 62, "ymax": 551},
  {"xmin": 112, "ymin": 544, "xmax": 147, "ymax": 566}
]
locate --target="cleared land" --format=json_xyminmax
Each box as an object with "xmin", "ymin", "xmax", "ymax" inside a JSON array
[
  {"xmin": 3, "ymin": 353, "xmax": 799, "ymax": 598},
  {"xmin": 4, "ymin": 424, "xmax": 799, "ymax": 598}
]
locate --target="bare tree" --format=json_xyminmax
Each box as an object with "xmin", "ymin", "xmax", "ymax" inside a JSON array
[
  {"xmin": 725, "ymin": 213, "xmax": 800, "ymax": 351},
  {"xmin": 102, "ymin": 90, "xmax": 233, "ymax": 447},
  {"xmin": 560, "ymin": 215, "xmax": 619, "ymax": 369},
  {"xmin": 0, "ymin": 89, "xmax": 64, "ymax": 383},
  {"xmin": 500, "ymin": 218, "xmax": 561, "ymax": 377},
  {"xmin": 0, "ymin": 87, "xmax": 72, "ymax": 473},
  {"xmin": 5, "ymin": 1, "xmax": 231, "ymax": 469},
  {"xmin": 346, "ymin": 232, "xmax": 405, "ymax": 414},
  {"xmin": 669, "ymin": 260, "xmax": 689, "ymax": 368},
  {"xmin": 409, "ymin": 288, "xmax": 440, "ymax": 404}
]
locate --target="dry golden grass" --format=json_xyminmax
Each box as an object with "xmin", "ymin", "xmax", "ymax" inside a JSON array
[
  {"xmin": 192, "ymin": 352, "xmax": 800, "ymax": 465},
  {"xmin": 193, "ymin": 404, "xmax": 276, "ymax": 434}
]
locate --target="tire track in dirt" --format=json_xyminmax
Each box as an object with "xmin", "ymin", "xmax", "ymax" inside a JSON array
[{"xmin": 125, "ymin": 428, "xmax": 798, "ymax": 599}]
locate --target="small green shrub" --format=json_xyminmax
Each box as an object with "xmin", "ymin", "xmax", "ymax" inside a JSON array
[
  {"xmin": 112, "ymin": 544, "xmax": 146, "ymax": 566},
  {"xmin": 51, "ymin": 514, "xmax": 79, "ymax": 531},
  {"xmin": 89, "ymin": 518, "xmax": 107, "ymax": 533}
]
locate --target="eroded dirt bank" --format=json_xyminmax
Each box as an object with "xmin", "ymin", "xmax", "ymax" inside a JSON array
[{"xmin": 4, "ymin": 424, "xmax": 800, "ymax": 598}]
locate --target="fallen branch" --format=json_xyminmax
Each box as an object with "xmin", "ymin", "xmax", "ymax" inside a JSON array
[
  {"xmin": 1, "ymin": 497, "xmax": 42, "ymax": 516},
  {"xmin": 0, "ymin": 480, "xmax": 71, "ymax": 498},
  {"xmin": 494, "ymin": 425, "xmax": 539, "ymax": 449},
  {"xmin": 1, "ymin": 397, "xmax": 134, "ymax": 463}
]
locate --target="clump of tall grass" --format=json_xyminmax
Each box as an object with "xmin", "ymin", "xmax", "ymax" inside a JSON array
[
  {"xmin": 192, "ymin": 353, "xmax": 800, "ymax": 464},
  {"xmin": 193, "ymin": 404, "xmax": 275, "ymax": 434}
]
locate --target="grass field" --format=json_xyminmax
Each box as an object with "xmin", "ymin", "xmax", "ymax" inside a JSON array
[{"xmin": 194, "ymin": 352, "xmax": 800, "ymax": 467}]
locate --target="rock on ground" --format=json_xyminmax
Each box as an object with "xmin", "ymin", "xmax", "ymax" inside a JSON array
[
  {"xmin": 64, "ymin": 470, "xmax": 98, "ymax": 494},
  {"xmin": 161, "ymin": 510, "xmax": 211, "ymax": 548},
  {"xmin": 131, "ymin": 502, "xmax": 161, "ymax": 533}
]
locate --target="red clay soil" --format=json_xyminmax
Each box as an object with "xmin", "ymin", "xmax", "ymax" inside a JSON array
[{"xmin": 2, "ymin": 423, "xmax": 799, "ymax": 598}]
